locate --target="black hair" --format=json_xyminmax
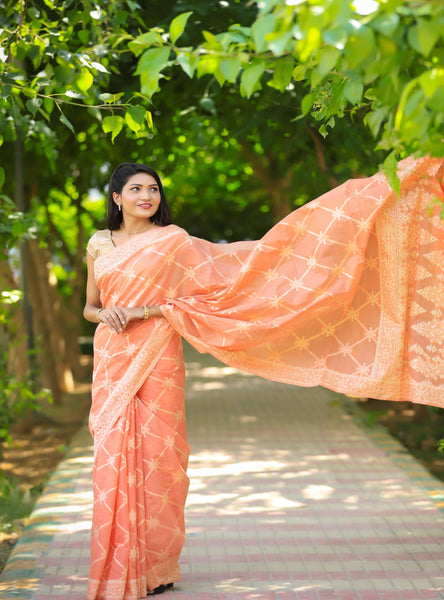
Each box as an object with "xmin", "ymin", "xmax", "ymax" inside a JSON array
[{"xmin": 106, "ymin": 163, "xmax": 172, "ymax": 230}]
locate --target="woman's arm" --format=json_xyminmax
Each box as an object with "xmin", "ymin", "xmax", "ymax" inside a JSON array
[
  {"xmin": 83, "ymin": 252, "xmax": 105, "ymax": 323},
  {"xmin": 83, "ymin": 252, "xmax": 164, "ymax": 333}
]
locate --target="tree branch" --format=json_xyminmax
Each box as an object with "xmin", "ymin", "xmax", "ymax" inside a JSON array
[{"xmin": 307, "ymin": 126, "xmax": 339, "ymax": 189}]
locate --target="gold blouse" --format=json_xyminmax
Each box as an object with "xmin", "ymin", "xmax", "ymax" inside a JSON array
[{"xmin": 86, "ymin": 230, "xmax": 115, "ymax": 259}]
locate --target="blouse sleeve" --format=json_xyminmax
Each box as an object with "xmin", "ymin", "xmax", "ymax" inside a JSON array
[{"xmin": 86, "ymin": 232, "xmax": 100, "ymax": 259}]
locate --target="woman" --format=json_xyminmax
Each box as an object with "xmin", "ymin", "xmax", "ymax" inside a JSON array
[
  {"xmin": 84, "ymin": 164, "xmax": 185, "ymax": 599},
  {"xmin": 84, "ymin": 157, "xmax": 444, "ymax": 599}
]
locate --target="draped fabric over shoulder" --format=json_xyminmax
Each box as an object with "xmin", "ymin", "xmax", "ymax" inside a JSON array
[{"xmin": 87, "ymin": 155, "xmax": 444, "ymax": 600}]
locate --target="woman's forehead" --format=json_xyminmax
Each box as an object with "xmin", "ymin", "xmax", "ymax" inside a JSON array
[{"xmin": 125, "ymin": 172, "xmax": 157, "ymax": 186}]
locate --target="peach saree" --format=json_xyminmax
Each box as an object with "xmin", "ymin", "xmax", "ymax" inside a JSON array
[{"xmin": 88, "ymin": 155, "xmax": 444, "ymax": 599}]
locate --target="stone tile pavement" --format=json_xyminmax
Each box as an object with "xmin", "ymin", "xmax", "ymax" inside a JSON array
[{"xmin": 1, "ymin": 346, "xmax": 444, "ymax": 599}]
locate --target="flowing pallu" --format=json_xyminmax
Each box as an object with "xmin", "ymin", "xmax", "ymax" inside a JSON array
[{"xmin": 88, "ymin": 155, "xmax": 444, "ymax": 600}]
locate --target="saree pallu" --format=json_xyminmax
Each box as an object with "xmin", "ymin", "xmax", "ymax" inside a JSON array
[
  {"xmin": 159, "ymin": 155, "xmax": 443, "ymax": 406},
  {"xmin": 159, "ymin": 156, "xmax": 444, "ymax": 405},
  {"xmin": 88, "ymin": 155, "xmax": 444, "ymax": 600}
]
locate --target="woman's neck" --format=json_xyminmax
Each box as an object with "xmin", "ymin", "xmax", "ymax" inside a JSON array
[{"xmin": 120, "ymin": 219, "xmax": 155, "ymax": 235}]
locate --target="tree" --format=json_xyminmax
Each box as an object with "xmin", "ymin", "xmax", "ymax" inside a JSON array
[
  {"xmin": 1, "ymin": 0, "xmax": 443, "ymax": 413},
  {"xmin": 127, "ymin": 0, "xmax": 444, "ymax": 191}
]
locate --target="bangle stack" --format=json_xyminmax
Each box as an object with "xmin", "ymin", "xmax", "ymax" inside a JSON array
[
  {"xmin": 143, "ymin": 305, "xmax": 150, "ymax": 321},
  {"xmin": 96, "ymin": 308, "xmax": 104, "ymax": 321}
]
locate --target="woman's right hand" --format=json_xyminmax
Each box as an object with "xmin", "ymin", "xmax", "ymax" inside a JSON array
[{"xmin": 97, "ymin": 306, "xmax": 133, "ymax": 334}]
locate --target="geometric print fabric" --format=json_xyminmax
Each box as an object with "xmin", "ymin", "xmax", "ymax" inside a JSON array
[{"xmin": 86, "ymin": 154, "xmax": 444, "ymax": 600}]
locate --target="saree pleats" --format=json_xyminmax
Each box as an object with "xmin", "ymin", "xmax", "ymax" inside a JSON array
[
  {"xmin": 88, "ymin": 155, "xmax": 444, "ymax": 599},
  {"xmin": 88, "ymin": 331, "xmax": 188, "ymax": 599}
]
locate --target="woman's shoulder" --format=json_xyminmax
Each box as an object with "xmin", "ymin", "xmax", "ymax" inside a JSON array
[
  {"xmin": 161, "ymin": 224, "xmax": 190, "ymax": 241},
  {"xmin": 89, "ymin": 229, "xmax": 111, "ymax": 241},
  {"xmin": 86, "ymin": 229, "xmax": 112, "ymax": 258}
]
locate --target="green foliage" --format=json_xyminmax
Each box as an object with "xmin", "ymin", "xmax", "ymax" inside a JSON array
[
  {"xmin": 0, "ymin": 196, "xmax": 39, "ymax": 247},
  {"xmin": 0, "ymin": 473, "xmax": 42, "ymax": 534},
  {"xmin": 0, "ymin": 290, "xmax": 52, "ymax": 455},
  {"xmin": 3, "ymin": 0, "xmax": 444, "ymax": 171},
  {"xmin": 126, "ymin": 0, "xmax": 444, "ymax": 164},
  {"xmin": 0, "ymin": 0, "xmax": 154, "ymax": 188}
]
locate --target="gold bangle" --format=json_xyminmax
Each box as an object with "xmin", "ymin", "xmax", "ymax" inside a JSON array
[
  {"xmin": 143, "ymin": 305, "xmax": 150, "ymax": 320},
  {"xmin": 96, "ymin": 308, "xmax": 104, "ymax": 320}
]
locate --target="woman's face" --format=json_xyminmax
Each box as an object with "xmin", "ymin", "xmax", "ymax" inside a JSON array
[{"xmin": 114, "ymin": 173, "xmax": 161, "ymax": 222}]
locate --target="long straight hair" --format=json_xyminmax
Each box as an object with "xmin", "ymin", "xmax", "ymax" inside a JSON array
[{"xmin": 106, "ymin": 163, "xmax": 172, "ymax": 230}]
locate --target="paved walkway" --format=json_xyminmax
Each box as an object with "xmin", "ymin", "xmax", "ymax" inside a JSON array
[{"xmin": 2, "ymin": 346, "xmax": 444, "ymax": 600}]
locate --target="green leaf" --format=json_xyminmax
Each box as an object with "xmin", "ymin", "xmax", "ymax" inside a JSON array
[
  {"xmin": 268, "ymin": 31, "xmax": 293, "ymax": 57},
  {"xmin": 59, "ymin": 114, "xmax": 75, "ymax": 135},
  {"xmin": 419, "ymin": 68, "xmax": 444, "ymax": 98},
  {"xmin": 177, "ymin": 51, "xmax": 199, "ymax": 78},
  {"xmin": 140, "ymin": 70, "xmax": 162, "ymax": 97},
  {"xmin": 99, "ymin": 92, "xmax": 125, "ymax": 104},
  {"xmin": 301, "ymin": 92, "xmax": 314, "ymax": 116},
  {"xmin": 43, "ymin": 97, "xmax": 54, "ymax": 114},
  {"xmin": 76, "ymin": 68, "xmax": 94, "ymax": 94},
  {"xmin": 251, "ymin": 14, "xmax": 276, "ymax": 53},
  {"xmin": 169, "ymin": 11, "xmax": 192, "ymax": 45},
  {"xmin": 102, "ymin": 115, "xmax": 124, "ymax": 142},
  {"xmin": 311, "ymin": 46, "xmax": 340, "ymax": 87},
  {"xmin": 220, "ymin": 56, "xmax": 241, "ymax": 83},
  {"xmin": 196, "ymin": 55, "xmax": 220, "ymax": 77},
  {"xmin": 129, "ymin": 31, "xmax": 164, "ymax": 57},
  {"xmin": 0, "ymin": 167, "xmax": 5, "ymax": 189},
  {"xmin": 78, "ymin": 30, "xmax": 89, "ymax": 45},
  {"xmin": 292, "ymin": 64, "xmax": 307, "ymax": 82},
  {"xmin": 145, "ymin": 111, "xmax": 153, "ymax": 129},
  {"xmin": 91, "ymin": 61, "xmax": 109, "ymax": 74},
  {"xmin": 202, "ymin": 30, "xmax": 223, "ymax": 50},
  {"xmin": 298, "ymin": 27, "xmax": 321, "ymax": 62},
  {"xmin": 240, "ymin": 60, "xmax": 265, "ymax": 98},
  {"xmin": 26, "ymin": 97, "xmax": 42, "ymax": 116},
  {"xmin": 135, "ymin": 47, "xmax": 170, "ymax": 76},
  {"xmin": 27, "ymin": 6, "xmax": 40, "ymax": 19},
  {"xmin": 408, "ymin": 18, "xmax": 441, "ymax": 58},
  {"xmin": 345, "ymin": 25, "xmax": 375, "ymax": 68},
  {"xmin": 268, "ymin": 56, "xmax": 294, "ymax": 91},
  {"xmin": 383, "ymin": 151, "xmax": 400, "ymax": 196},
  {"xmin": 213, "ymin": 68, "xmax": 226, "ymax": 88},
  {"xmin": 372, "ymin": 13, "xmax": 400, "ymax": 37},
  {"xmin": 364, "ymin": 106, "xmax": 390, "ymax": 137},
  {"xmin": 343, "ymin": 77, "xmax": 364, "ymax": 104},
  {"xmin": 125, "ymin": 105, "xmax": 146, "ymax": 134}
]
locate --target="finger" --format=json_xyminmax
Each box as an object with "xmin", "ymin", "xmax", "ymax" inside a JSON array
[
  {"xmin": 103, "ymin": 311, "xmax": 121, "ymax": 333},
  {"xmin": 112, "ymin": 310, "xmax": 126, "ymax": 333},
  {"xmin": 109, "ymin": 312, "xmax": 124, "ymax": 333},
  {"xmin": 114, "ymin": 307, "xmax": 127, "ymax": 326}
]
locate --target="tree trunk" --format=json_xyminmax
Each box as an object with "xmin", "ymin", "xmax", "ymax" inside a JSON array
[
  {"xmin": 0, "ymin": 260, "xmax": 29, "ymax": 382},
  {"xmin": 239, "ymin": 142, "xmax": 294, "ymax": 223},
  {"xmin": 26, "ymin": 240, "xmax": 75, "ymax": 404}
]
